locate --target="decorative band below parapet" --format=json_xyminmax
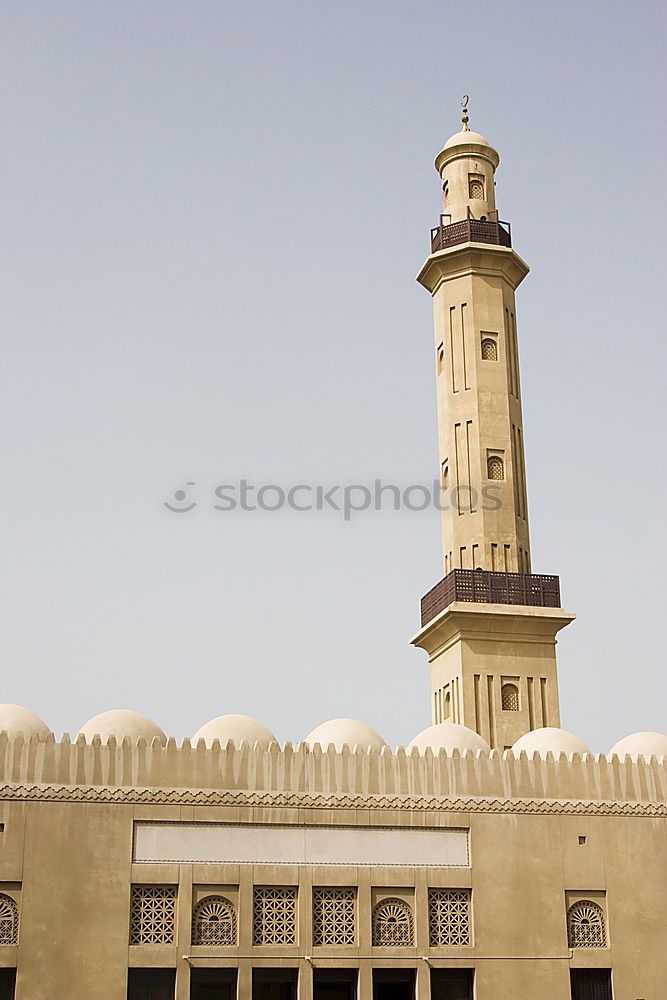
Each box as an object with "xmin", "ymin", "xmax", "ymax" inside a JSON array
[{"xmin": 0, "ymin": 783, "xmax": 665, "ymax": 817}]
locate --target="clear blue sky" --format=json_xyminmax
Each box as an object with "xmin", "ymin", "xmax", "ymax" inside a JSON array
[{"xmin": 1, "ymin": 0, "xmax": 665, "ymax": 751}]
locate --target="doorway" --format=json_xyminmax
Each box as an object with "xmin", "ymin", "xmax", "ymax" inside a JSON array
[
  {"xmin": 372, "ymin": 969, "xmax": 415, "ymax": 1000},
  {"xmin": 430, "ymin": 969, "xmax": 474, "ymax": 1000},
  {"xmin": 190, "ymin": 968, "xmax": 237, "ymax": 1000},
  {"xmin": 313, "ymin": 968, "xmax": 357, "ymax": 1000},
  {"xmin": 252, "ymin": 968, "xmax": 298, "ymax": 1000}
]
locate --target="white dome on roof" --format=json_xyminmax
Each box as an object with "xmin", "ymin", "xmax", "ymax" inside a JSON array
[
  {"xmin": 193, "ymin": 714, "xmax": 276, "ymax": 749},
  {"xmin": 408, "ymin": 722, "xmax": 490, "ymax": 755},
  {"xmin": 78, "ymin": 709, "xmax": 166, "ymax": 744},
  {"xmin": 608, "ymin": 732, "xmax": 667, "ymax": 761},
  {"xmin": 443, "ymin": 128, "xmax": 491, "ymax": 149},
  {"xmin": 512, "ymin": 727, "xmax": 591, "ymax": 758},
  {"xmin": 305, "ymin": 718, "xmax": 387, "ymax": 752},
  {"xmin": 0, "ymin": 704, "xmax": 51, "ymax": 740}
]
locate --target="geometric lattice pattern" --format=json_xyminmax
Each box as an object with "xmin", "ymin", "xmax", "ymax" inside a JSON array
[
  {"xmin": 192, "ymin": 895, "xmax": 236, "ymax": 946},
  {"xmin": 428, "ymin": 889, "xmax": 471, "ymax": 946},
  {"xmin": 253, "ymin": 887, "xmax": 297, "ymax": 945},
  {"xmin": 0, "ymin": 894, "xmax": 18, "ymax": 945},
  {"xmin": 372, "ymin": 897, "xmax": 414, "ymax": 946},
  {"xmin": 487, "ymin": 455, "xmax": 504, "ymax": 480},
  {"xmin": 469, "ymin": 178, "xmax": 484, "ymax": 199},
  {"xmin": 567, "ymin": 900, "xmax": 606, "ymax": 948},
  {"xmin": 481, "ymin": 337, "xmax": 498, "ymax": 361},
  {"xmin": 129, "ymin": 886, "xmax": 176, "ymax": 945},
  {"xmin": 501, "ymin": 683, "xmax": 520, "ymax": 712},
  {"xmin": 313, "ymin": 887, "xmax": 356, "ymax": 946}
]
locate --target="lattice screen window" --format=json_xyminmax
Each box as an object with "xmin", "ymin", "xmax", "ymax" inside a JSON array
[
  {"xmin": 481, "ymin": 337, "xmax": 498, "ymax": 361},
  {"xmin": 253, "ymin": 887, "xmax": 297, "ymax": 945},
  {"xmin": 372, "ymin": 897, "xmax": 414, "ymax": 946},
  {"xmin": 0, "ymin": 895, "xmax": 18, "ymax": 945},
  {"xmin": 129, "ymin": 885, "xmax": 176, "ymax": 945},
  {"xmin": 487, "ymin": 455, "xmax": 504, "ymax": 480},
  {"xmin": 428, "ymin": 889, "xmax": 471, "ymax": 946},
  {"xmin": 501, "ymin": 683, "xmax": 520, "ymax": 712},
  {"xmin": 313, "ymin": 887, "xmax": 356, "ymax": 945},
  {"xmin": 469, "ymin": 174, "xmax": 484, "ymax": 199},
  {"xmin": 192, "ymin": 895, "xmax": 237, "ymax": 946},
  {"xmin": 567, "ymin": 900, "xmax": 606, "ymax": 948}
]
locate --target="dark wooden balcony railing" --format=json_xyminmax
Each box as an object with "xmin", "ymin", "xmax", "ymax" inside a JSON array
[
  {"xmin": 430, "ymin": 217, "xmax": 512, "ymax": 254},
  {"xmin": 420, "ymin": 569, "xmax": 561, "ymax": 627}
]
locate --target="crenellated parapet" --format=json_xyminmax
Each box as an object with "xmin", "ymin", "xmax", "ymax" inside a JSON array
[{"xmin": 0, "ymin": 733, "xmax": 665, "ymax": 813}]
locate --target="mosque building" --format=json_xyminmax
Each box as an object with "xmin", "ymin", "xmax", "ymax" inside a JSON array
[{"xmin": 0, "ymin": 107, "xmax": 665, "ymax": 1000}]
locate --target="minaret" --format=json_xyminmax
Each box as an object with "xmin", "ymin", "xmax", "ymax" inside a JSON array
[{"xmin": 411, "ymin": 100, "xmax": 574, "ymax": 750}]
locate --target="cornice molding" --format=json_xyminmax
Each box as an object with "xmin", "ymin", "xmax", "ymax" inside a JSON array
[
  {"xmin": 411, "ymin": 603, "xmax": 575, "ymax": 657},
  {"xmin": 0, "ymin": 783, "xmax": 665, "ymax": 817},
  {"xmin": 416, "ymin": 244, "xmax": 530, "ymax": 295}
]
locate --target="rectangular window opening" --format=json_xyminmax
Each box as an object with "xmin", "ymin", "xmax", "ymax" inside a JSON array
[
  {"xmin": 127, "ymin": 969, "xmax": 175, "ymax": 1000},
  {"xmin": 430, "ymin": 969, "xmax": 474, "ymax": 1000},
  {"xmin": 253, "ymin": 969, "xmax": 298, "ymax": 1000},
  {"xmin": 0, "ymin": 970, "xmax": 16, "ymax": 1000},
  {"xmin": 314, "ymin": 969, "xmax": 358, "ymax": 1000},
  {"xmin": 190, "ymin": 969, "xmax": 237, "ymax": 1000},
  {"xmin": 570, "ymin": 969, "xmax": 612, "ymax": 1000},
  {"xmin": 373, "ymin": 969, "xmax": 415, "ymax": 1000}
]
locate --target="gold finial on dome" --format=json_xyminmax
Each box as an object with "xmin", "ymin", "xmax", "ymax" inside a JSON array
[{"xmin": 461, "ymin": 94, "xmax": 470, "ymax": 131}]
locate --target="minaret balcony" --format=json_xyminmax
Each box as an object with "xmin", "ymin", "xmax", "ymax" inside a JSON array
[
  {"xmin": 420, "ymin": 568, "xmax": 561, "ymax": 626},
  {"xmin": 430, "ymin": 216, "xmax": 512, "ymax": 254}
]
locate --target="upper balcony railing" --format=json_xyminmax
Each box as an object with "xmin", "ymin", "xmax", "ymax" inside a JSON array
[
  {"xmin": 430, "ymin": 216, "xmax": 512, "ymax": 254},
  {"xmin": 420, "ymin": 568, "xmax": 561, "ymax": 627}
]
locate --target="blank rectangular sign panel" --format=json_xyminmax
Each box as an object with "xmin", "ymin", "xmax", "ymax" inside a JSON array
[{"xmin": 133, "ymin": 822, "xmax": 469, "ymax": 867}]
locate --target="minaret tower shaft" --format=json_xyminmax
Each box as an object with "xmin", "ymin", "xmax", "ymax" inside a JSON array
[
  {"xmin": 424, "ymin": 104, "xmax": 531, "ymax": 576},
  {"xmin": 411, "ymin": 102, "xmax": 574, "ymax": 750}
]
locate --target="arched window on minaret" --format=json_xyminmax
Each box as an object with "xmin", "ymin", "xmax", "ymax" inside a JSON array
[
  {"xmin": 501, "ymin": 684, "xmax": 519, "ymax": 712},
  {"xmin": 487, "ymin": 455, "xmax": 504, "ymax": 480},
  {"xmin": 468, "ymin": 174, "xmax": 484, "ymax": 199},
  {"xmin": 481, "ymin": 336, "xmax": 498, "ymax": 361}
]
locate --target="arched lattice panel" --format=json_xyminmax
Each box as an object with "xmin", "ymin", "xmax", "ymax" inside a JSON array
[
  {"xmin": 469, "ymin": 176, "xmax": 484, "ymax": 199},
  {"xmin": 567, "ymin": 900, "xmax": 606, "ymax": 948},
  {"xmin": 372, "ymin": 897, "xmax": 414, "ymax": 947},
  {"xmin": 192, "ymin": 895, "xmax": 237, "ymax": 946},
  {"xmin": 501, "ymin": 683, "xmax": 520, "ymax": 711},
  {"xmin": 487, "ymin": 455, "xmax": 504, "ymax": 481},
  {"xmin": 0, "ymin": 895, "xmax": 18, "ymax": 945},
  {"xmin": 481, "ymin": 338, "xmax": 498, "ymax": 361}
]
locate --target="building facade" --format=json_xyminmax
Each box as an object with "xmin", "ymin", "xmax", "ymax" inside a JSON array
[{"xmin": 0, "ymin": 112, "xmax": 665, "ymax": 1000}]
